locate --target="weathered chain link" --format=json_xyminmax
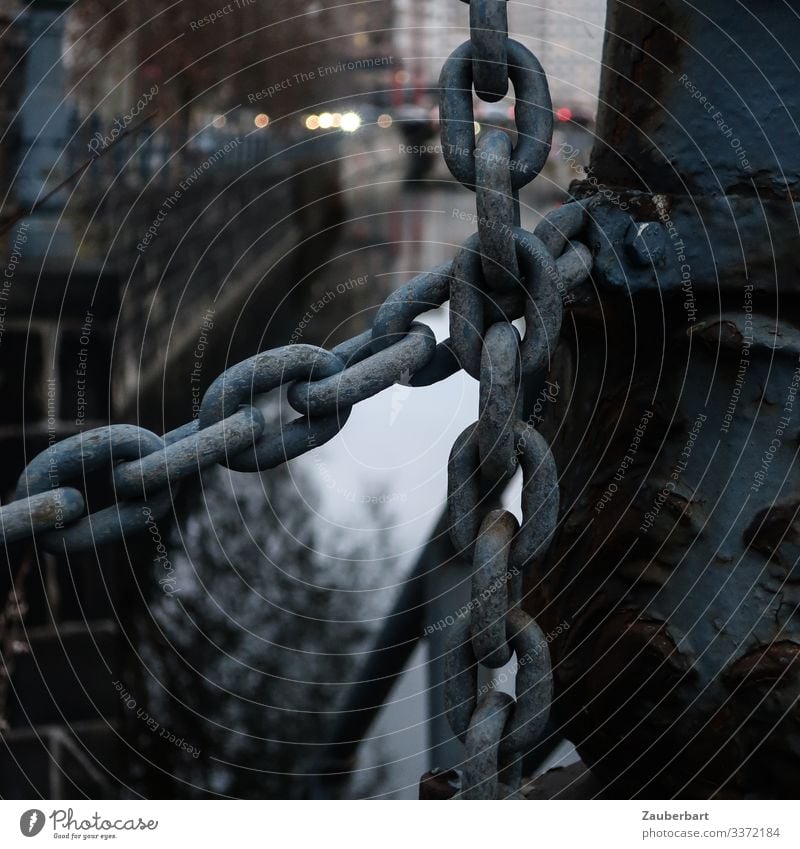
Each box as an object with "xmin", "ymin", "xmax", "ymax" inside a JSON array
[
  {"xmin": 465, "ymin": 0, "xmax": 510, "ymax": 102},
  {"xmin": 475, "ymin": 130, "xmax": 520, "ymax": 292},
  {"xmin": 444, "ymin": 609, "xmax": 553, "ymax": 798},
  {"xmin": 439, "ymin": 0, "xmax": 590, "ymax": 799},
  {"xmin": 478, "ymin": 323, "xmax": 522, "ymax": 480},
  {"xmin": 440, "ymin": 39, "xmax": 552, "ymax": 191},
  {"xmin": 470, "ymin": 509, "xmax": 518, "ymax": 668},
  {"xmin": 0, "ymin": 0, "xmax": 594, "ymax": 801}
]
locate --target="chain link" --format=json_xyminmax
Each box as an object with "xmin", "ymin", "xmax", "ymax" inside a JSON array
[
  {"xmin": 444, "ymin": 609, "xmax": 553, "ymax": 798},
  {"xmin": 439, "ymin": 0, "xmax": 587, "ymax": 799},
  {"xmin": 475, "ymin": 130, "xmax": 520, "ymax": 292},
  {"xmin": 0, "ymin": 0, "xmax": 594, "ymax": 801},
  {"xmin": 466, "ymin": 0, "xmax": 510, "ymax": 102},
  {"xmin": 287, "ymin": 323, "xmax": 436, "ymax": 416},
  {"xmin": 440, "ymin": 39, "xmax": 552, "ymax": 191},
  {"xmin": 113, "ymin": 406, "xmax": 265, "ymax": 499},
  {"xmin": 470, "ymin": 509, "xmax": 518, "ymax": 668},
  {"xmin": 478, "ymin": 323, "xmax": 522, "ymax": 481}
]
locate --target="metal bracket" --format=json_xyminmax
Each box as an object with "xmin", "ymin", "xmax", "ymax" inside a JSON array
[{"xmin": 583, "ymin": 190, "xmax": 800, "ymax": 296}]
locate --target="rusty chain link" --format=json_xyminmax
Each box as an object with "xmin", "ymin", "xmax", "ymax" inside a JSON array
[{"xmin": 0, "ymin": 0, "xmax": 593, "ymax": 800}]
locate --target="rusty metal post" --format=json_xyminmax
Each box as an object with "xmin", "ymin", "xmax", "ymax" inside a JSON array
[{"xmin": 531, "ymin": 0, "xmax": 800, "ymax": 798}]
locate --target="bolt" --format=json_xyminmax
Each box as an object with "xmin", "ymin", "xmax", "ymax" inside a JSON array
[{"xmin": 625, "ymin": 220, "xmax": 667, "ymax": 267}]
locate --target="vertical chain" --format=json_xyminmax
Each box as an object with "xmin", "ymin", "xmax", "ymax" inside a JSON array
[{"xmin": 437, "ymin": 0, "xmax": 571, "ymax": 799}]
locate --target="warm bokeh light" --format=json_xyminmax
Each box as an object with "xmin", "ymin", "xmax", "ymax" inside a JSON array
[
  {"xmin": 212, "ymin": 115, "xmax": 226, "ymax": 129},
  {"xmin": 377, "ymin": 113, "xmax": 393, "ymax": 129},
  {"xmin": 394, "ymin": 69, "xmax": 410, "ymax": 85},
  {"xmin": 305, "ymin": 114, "xmax": 320, "ymax": 130},
  {"xmin": 331, "ymin": 113, "xmax": 343, "ymax": 128},
  {"xmin": 318, "ymin": 112, "xmax": 334, "ymax": 129},
  {"xmin": 556, "ymin": 106, "xmax": 573, "ymax": 122},
  {"xmin": 254, "ymin": 113, "xmax": 270, "ymax": 129},
  {"xmin": 340, "ymin": 112, "xmax": 361, "ymax": 133},
  {"xmin": 474, "ymin": 121, "xmax": 481, "ymax": 135}
]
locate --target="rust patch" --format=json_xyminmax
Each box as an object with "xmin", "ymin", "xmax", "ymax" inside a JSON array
[
  {"xmin": 419, "ymin": 769, "xmax": 460, "ymax": 800},
  {"xmin": 618, "ymin": 559, "xmax": 674, "ymax": 587},
  {"xmin": 725, "ymin": 641, "xmax": 800, "ymax": 687},
  {"xmin": 743, "ymin": 498, "xmax": 800, "ymax": 562},
  {"xmin": 693, "ymin": 319, "xmax": 744, "ymax": 347}
]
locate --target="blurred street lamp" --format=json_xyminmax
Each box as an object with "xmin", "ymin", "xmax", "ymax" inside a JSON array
[{"xmin": 340, "ymin": 112, "xmax": 361, "ymax": 133}]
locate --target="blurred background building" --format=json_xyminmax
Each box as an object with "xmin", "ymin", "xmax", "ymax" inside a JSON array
[
  {"xmin": 514, "ymin": 0, "xmax": 607, "ymax": 118},
  {"xmin": 391, "ymin": 0, "xmax": 606, "ymax": 117},
  {"xmin": 392, "ymin": 0, "xmax": 468, "ymax": 94}
]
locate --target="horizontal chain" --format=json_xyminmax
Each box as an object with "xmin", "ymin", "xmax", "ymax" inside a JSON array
[
  {"xmin": 0, "ymin": 207, "xmax": 589, "ymax": 557},
  {"xmin": 113, "ymin": 406, "xmax": 265, "ymax": 499},
  {"xmin": 287, "ymin": 323, "xmax": 436, "ymax": 417}
]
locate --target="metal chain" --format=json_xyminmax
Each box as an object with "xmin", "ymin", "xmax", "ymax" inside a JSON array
[
  {"xmin": 0, "ymin": 0, "xmax": 593, "ymax": 799},
  {"xmin": 440, "ymin": 0, "xmax": 589, "ymax": 799}
]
